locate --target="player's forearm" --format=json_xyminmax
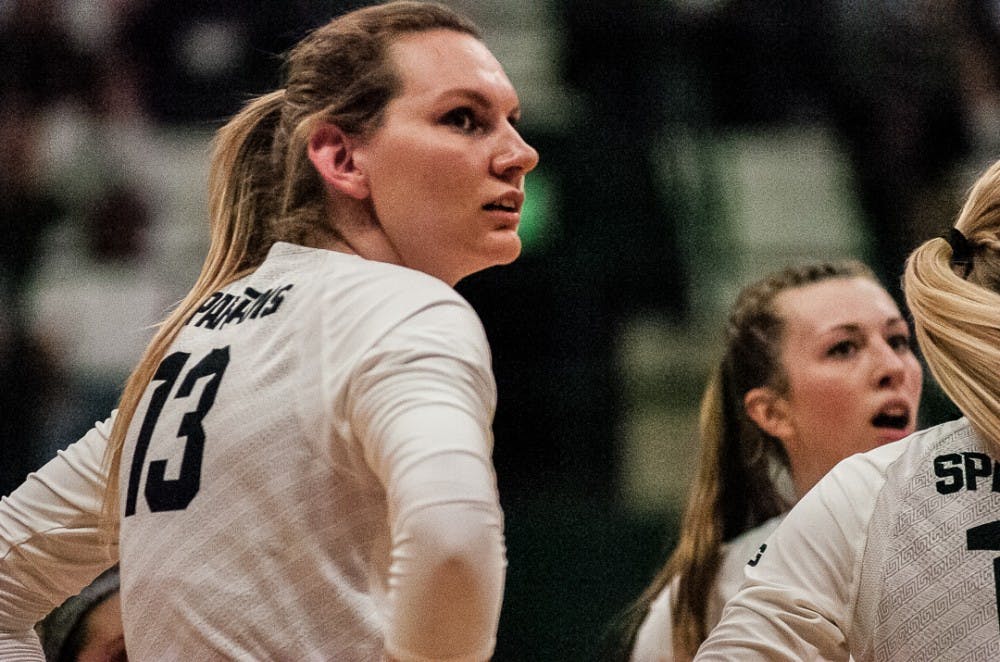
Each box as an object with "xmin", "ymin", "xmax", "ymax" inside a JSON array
[
  {"xmin": 384, "ymin": 500, "xmax": 505, "ymax": 662},
  {"xmin": 0, "ymin": 419, "xmax": 117, "ymax": 661}
]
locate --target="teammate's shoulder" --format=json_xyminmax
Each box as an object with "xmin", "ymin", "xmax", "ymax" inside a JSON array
[
  {"xmin": 725, "ymin": 515, "xmax": 784, "ymax": 553},
  {"xmin": 720, "ymin": 515, "xmax": 784, "ymax": 572},
  {"xmin": 822, "ymin": 418, "xmax": 972, "ymax": 495},
  {"xmin": 887, "ymin": 416, "xmax": 974, "ymax": 460}
]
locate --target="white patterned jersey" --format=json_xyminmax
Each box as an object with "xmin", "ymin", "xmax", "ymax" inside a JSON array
[
  {"xmin": 694, "ymin": 417, "xmax": 1000, "ymax": 661},
  {"xmin": 1, "ymin": 243, "xmax": 507, "ymax": 662},
  {"xmin": 631, "ymin": 517, "xmax": 783, "ymax": 662}
]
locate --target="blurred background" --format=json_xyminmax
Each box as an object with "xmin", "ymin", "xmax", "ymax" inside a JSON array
[{"xmin": 1, "ymin": 0, "xmax": 997, "ymax": 659}]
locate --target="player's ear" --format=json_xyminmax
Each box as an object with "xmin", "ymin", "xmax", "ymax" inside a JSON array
[
  {"xmin": 307, "ymin": 122, "xmax": 370, "ymax": 199},
  {"xmin": 744, "ymin": 386, "xmax": 795, "ymax": 446}
]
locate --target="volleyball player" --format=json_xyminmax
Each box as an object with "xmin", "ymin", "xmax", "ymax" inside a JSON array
[
  {"xmin": 0, "ymin": 2, "xmax": 538, "ymax": 659},
  {"xmin": 622, "ymin": 260, "xmax": 923, "ymax": 661},
  {"xmin": 695, "ymin": 159, "xmax": 1000, "ymax": 660}
]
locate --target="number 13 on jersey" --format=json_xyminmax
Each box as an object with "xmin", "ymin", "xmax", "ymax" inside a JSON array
[{"xmin": 124, "ymin": 347, "xmax": 231, "ymax": 516}]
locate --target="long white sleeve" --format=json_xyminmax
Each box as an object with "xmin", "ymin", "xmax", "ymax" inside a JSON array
[
  {"xmin": 693, "ymin": 443, "xmax": 897, "ymax": 661},
  {"xmin": 381, "ymin": 435, "xmax": 504, "ymax": 662},
  {"xmin": 0, "ymin": 417, "xmax": 118, "ymax": 660},
  {"xmin": 354, "ymin": 303, "xmax": 505, "ymax": 662}
]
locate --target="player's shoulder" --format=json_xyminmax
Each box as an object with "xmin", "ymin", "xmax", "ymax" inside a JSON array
[
  {"xmin": 840, "ymin": 417, "xmax": 970, "ymax": 475},
  {"xmin": 717, "ymin": 515, "xmax": 785, "ymax": 587},
  {"xmin": 267, "ymin": 245, "xmax": 484, "ymax": 354},
  {"xmin": 253, "ymin": 243, "xmax": 474, "ymax": 327},
  {"xmin": 877, "ymin": 416, "xmax": 975, "ymax": 478},
  {"xmin": 295, "ymin": 245, "xmax": 469, "ymax": 307},
  {"xmin": 816, "ymin": 417, "xmax": 973, "ymax": 507},
  {"xmin": 723, "ymin": 516, "xmax": 784, "ymax": 563}
]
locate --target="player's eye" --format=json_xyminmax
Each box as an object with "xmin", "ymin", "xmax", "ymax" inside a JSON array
[
  {"xmin": 827, "ymin": 340, "xmax": 858, "ymax": 358},
  {"xmin": 441, "ymin": 107, "xmax": 483, "ymax": 134},
  {"xmin": 888, "ymin": 333, "xmax": 913, "ymax": 353}
]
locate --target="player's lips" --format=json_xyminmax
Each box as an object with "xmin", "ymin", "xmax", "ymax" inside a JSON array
[
  {"xmin": 482, "ymin": 190, "xmax": 523, "ymax": 214},
  {"xmin": 871, "ymin": 398, "xmax": 914, "ymax": 440}
]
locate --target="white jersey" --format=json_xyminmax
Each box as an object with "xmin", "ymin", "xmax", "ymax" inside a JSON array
[
  {"xmin": 695, "ymin": 417, "xmax": 1000, "ymax": 661},
  {"xmin": 1, "ymin": 243, "xmax": 507, "ymax": 661},
  {"xmin": 631, "ymin": 517, "xmax": 783, "ymax": 661}
]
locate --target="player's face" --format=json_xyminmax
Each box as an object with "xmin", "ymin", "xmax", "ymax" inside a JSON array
[
  {"xmin": 351, "ymin": 29, "xmax": 538, "ymax": 285},
  {"xmin": 75, "ymin": 591, "xmax": 127, "ymax": 662},
  {"xmin": 771, "ymin": 277, "xmax": 923, "ymax": 493}
]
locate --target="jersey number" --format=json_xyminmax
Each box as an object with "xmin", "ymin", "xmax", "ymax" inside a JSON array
[
  {"xmin": 124, "ymin": 347, "xmax": 230, "ymax": 516},
  {"xmin": 967, "ymin": 520, "xmax": 1000, "ymax": 632}
]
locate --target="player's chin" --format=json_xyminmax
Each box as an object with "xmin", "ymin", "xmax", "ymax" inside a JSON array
[{"xmin": 482, "ymin": 232, "xmax": 522, "ymax": 266}]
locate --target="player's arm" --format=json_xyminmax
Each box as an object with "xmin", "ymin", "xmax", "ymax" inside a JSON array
[
  {"xmin": 0, "ymin": 417, "xmax": 119, "ymax": 660},
  {"xmin": 693, "ymin": 451, "xmax": 888, "ymax": 661},
  {"xmin": 354, "ymin": 302, "xmax": 505, "ymax": 662}
]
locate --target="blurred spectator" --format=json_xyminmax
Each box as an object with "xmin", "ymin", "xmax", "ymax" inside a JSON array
[
  {"xmin": 0, "ymin": 0, "xmax": 97, "ymax": 108},
  {"xmin": 951, "ymin": 0, "xmax": 1000, "ymax": 171},
  {"xmin": 117, "ymin": 0, "xmax": 327, "ymax": 124},
  {"xmin": 826, "ymin": 0, "xmax": 973, "ymax": 291},
  {"xmin": 0, "ymin": 96, "xmax": 64, "ymax": 311},
  {"xmin": 617, "ymin": 0, "xmax": 998, "ymax": 304},
  {"xmin": 561, "ymin": 0, "xmax": 690, "ymax": 318},
  {"xmin": 678, "ymin": 0, "xmax": 837, "ymax": 127},
  {"xmin": 25, "ymin": 185, "xmax": 173, "ymax": 459}
]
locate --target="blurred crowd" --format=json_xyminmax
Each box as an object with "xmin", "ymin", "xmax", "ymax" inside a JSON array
[
  {"xmin": 2, "ymin": 0, "xmax": 999, "ymax": 499},
  {"xmin": 0, "ymin": 0, "xmax": 334, "ymax": 492}
]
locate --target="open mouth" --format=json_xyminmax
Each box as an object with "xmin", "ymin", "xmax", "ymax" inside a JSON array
[
  {"xmin": 483, "ymin": 190, "xmax": 523, "ymax": 214},
  {"xmin": 483, "ymin": 201, "xmax": 518, "ymax": 212},
  {"xmin": 871, "ymin": 410, "xmax": 910, "ymax": 430}
]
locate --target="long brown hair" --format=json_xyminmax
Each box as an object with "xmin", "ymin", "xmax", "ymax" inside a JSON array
[
  {"xmin": 616, "ymin": 260, "xmax": 878, "ymax": 660},
  {"xmin": 101, "ymin": 2, "xmax": 481, "ymax": 527},
  {"xmin": 904, "ymin": 159, "xmax": 1000, "ymax": 448}
]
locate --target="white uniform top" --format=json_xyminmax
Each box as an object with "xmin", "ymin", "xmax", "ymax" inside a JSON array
[
  {"xmin": 631, "ymin": 517, "xmax": 783, "ymax": 662},
  {"xmin": 0, "ymin": 242, "xmax": 507, "ymax": 662},
  {"xmin": 695, "ymin": 417, "xmax": 1000, "ymax": 661}
]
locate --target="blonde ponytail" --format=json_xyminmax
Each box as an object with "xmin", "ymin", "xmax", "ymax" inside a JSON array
[
  {"xmin": 904, "ymin": 160, "xmax": 1000, "ymax": 450},
  {"xmin": 101, "ymin": 91, "xmax": 286, "ymax": 528}
]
